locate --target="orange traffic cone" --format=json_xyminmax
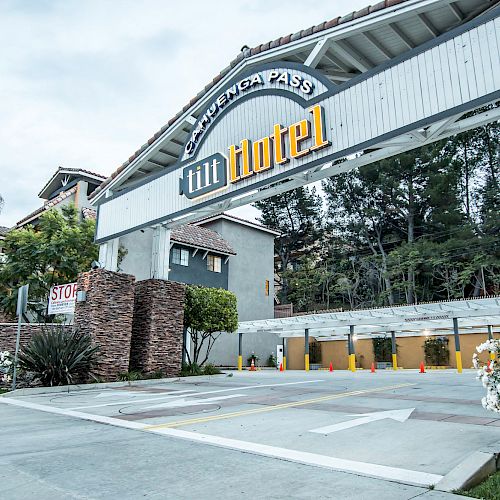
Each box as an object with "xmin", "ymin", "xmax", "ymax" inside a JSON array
[
  {"xmin": 250, "ymin": 359, "xmax": 256, "ymax": 371},
  {"xmin": 419, "ymin": 361, "xmax": 425, "ymax": 373},
  {"xmin": 329, "ymin": 362, "xmax": 333, "ymax": 372},
  {"xmin": 371, "ymin": 362, "xmax": 375, "ymax": 373},
  {"xmin": 279, "ymin": 362, "xmax": 283, "ymax": 372},
  {"xmin": 486, "ymin": 360, "xmax": 491, "ymax": 372}
]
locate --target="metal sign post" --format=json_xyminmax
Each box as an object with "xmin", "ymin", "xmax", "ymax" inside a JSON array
[{"xmin": 12, "ymin": 284, "xmax": 29, "ymax": 391}]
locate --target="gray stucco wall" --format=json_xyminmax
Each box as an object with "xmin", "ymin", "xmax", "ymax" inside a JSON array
[
  {"xmin": 197, "ymin": 330, "xmax": 282, "ymax": 367},
  {"xmin": 201, "ymin": 219, "xmax": 275, "ymax": 321},
  {"xmin": 119, "ymin": 228, "xmax": 153, "ymax": 281},
  {"xmin": 119, "ymin": 230, "xmax": 229, "ymax": 288},
  {"xmin": 168, "ymin": 244, "xmax": 228, "ymax": 289}
]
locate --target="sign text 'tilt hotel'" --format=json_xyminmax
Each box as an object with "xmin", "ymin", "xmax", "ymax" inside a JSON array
[{"xmin": 180, "ymin": 104, "xmax": 330, "ymax": 199}]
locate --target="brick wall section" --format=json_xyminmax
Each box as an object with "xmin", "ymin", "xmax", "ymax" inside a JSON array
[
  {"xmin": 0, "ymin": 324, "xmax": 57, "ymax": 352},
  {"xmin": 75, "ymin": 269, "xmax": 135, "ymax": 380},
  {"xmin": 130, "ymin": 279, "xmax": 185, "ymax": 376}
]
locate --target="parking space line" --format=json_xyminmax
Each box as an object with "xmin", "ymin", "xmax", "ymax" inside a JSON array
[
  {"xmin": 67, "ymin": 379, "xmax": 325, "ymax": 410},
  {"xmin": 145, "ymin": 383, "xmax": 415, "ymax": 429}
]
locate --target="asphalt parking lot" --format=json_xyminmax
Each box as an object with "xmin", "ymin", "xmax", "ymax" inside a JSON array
[{"xmin": 1, "ymin": 369, "xmax": 499, "ymax": 499}]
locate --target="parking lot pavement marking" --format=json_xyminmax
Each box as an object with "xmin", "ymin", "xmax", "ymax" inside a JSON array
[
  {"xmin": 0, "ymin": 392, "xmax": 443, "ymax": 487},
  {"xmin": 150, "ymin": 427, "xmax": 444, "ymax": 487},
  {"xmin": 145, "ymin": 383, "xmax": 415, "ymax": 429},
  {"xmin": 309, "ymin": 408, "xmax": 415, "ymax": 435},
  {"xmin": 143, "ymin": 394, "xmax": 247, "ymax": 409},
  {"xmin": 94, "ymin": 389, "xmax": 195, "ymax": 398},
  {"xmin": 66, "ymin": 379, "xmax": 325, "ymax": 411}
]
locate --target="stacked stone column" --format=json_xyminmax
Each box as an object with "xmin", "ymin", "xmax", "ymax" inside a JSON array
[
  {"xmin": 130, "ymin": 279, "xmax": 186, "ymax": 377},
  {"xmin": 75, "ymin": 268, "xmax": 135, "ymax": 380}
]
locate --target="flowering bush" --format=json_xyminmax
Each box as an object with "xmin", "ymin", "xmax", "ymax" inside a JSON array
[
  {"xmin": 0, "ymin": 350, "xmax": 14, "ymax": 384},
  {"xmin": 473, "ymin": 340, "xmax": 500, "ymax": 413}
]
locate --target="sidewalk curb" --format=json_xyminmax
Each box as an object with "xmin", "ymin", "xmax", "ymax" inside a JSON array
[
  {"xmin": 436, "ymin": 449, "xmax": 499, "ymax": 492},
  {"xmin": 2, "ymin": 373, "xmax": 227, "ymax": 397}
]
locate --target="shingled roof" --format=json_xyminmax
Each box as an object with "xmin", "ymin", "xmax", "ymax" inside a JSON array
[
  {"xmin": 89, "ymin": 0, "xmax": 409, "ymax": 200},
  {"xmin": 16, "ymin": 186, "xmax": 78, "ymax": 227},
  {"xmin": 171, "ymin": 224, "xmax": 236, "ymax": 255}
]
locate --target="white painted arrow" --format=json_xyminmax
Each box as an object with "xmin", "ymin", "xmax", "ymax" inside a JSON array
[
  {"xmin": 144, "ymin": 394, "xmax": 246, "ymax": 410},
  {"xmin": 309, "ymin": 408, "xmax": 415, "ymax": 435}
]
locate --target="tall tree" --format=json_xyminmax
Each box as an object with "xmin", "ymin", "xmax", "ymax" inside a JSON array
[
  {"xmin": 0, "ymin": 205, "xmax": 98, "ymax": 318},
  {"xmin": 254, "ymin": 185, "xmax": 323, "ymax": 303}
]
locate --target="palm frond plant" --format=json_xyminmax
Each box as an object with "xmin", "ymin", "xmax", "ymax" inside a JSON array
[{"xmin": 19, "ymin": 325, "xmax": 99, "ymax": 386}]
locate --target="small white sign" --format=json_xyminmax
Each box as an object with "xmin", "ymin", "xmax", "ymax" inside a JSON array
[{"xmin": 48, "ymin": 283, "xmax": 78, "ymax": 315}]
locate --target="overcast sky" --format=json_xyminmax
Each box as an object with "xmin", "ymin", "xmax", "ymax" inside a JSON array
[{"xmin": 0, "ymin": 0, "xmax": 370, "ymax": 227}]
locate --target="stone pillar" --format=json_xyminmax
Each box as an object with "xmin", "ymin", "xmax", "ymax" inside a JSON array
[
  {"xmin": 75, "ymin": 268, "xmax": 135, "ymax": 380},
  {"xmin": 130, "ymin": 279, "xmax": 186, "ymax": 376}
]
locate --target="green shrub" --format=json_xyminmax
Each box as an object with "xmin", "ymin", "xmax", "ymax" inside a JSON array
[
  {"xmin": 424, "ymin": 337, "xmax": 449, "ymax": 366},
  {"xmin": 19, "ymin": 326, "xmax": 99, "ymax": 386},
  {"xmin": 202, "ymin": 363, "xmax": 221, "ymax": 375},
  {"xmin": 372, "ymin": 336, "xmax": 393, "ymax": 362},
  {"xmin": 180, "ymin": 362, "xmax": 202, "ymax": 376},
  {"xmin": 267, "ymin": 353, "xmax": 277, "ymax": 367},
  {"xmin": 118, "ymin": 370, "xmax": 143, "ymax": 381}
]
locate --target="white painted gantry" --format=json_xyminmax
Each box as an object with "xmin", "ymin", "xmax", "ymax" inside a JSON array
[
  {"xmin": 93, "ymin": 0, "xmax": 500, "ymax": 268},
  {"xmin": 237, "ymin": 296, "xmax": 500, "ymax": 372}
]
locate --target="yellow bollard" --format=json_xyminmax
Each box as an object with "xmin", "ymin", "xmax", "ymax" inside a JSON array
[
  {"xmin": 305, "ymin": 353, "xmax": 310, "ymax": 371},
  {"xmin": 392, "ymin": 353, "xmax": 398, "ymax": 371},
  {"xmin": 490, "ymin": 351, "xmax": 495, "ymax": 361},
  {"xmin": 349, "ymin": 353, "xmax": 356, "ymax": 372},
  {"xmin": 456, "ymin": 351, "xmax": 463, "ymax": 373},
  {"xmin": 237, "ymin": 355, "xmax": 242, "ymax": 371},
  {"xmin": 283, "ymin": 356, "xmax": 287, "ymax": 371}
]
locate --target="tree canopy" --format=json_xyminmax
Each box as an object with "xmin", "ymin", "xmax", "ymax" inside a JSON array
[
  {"xmin": 255, "ymin": 107, "xmax": 499, "ymax": 312},
  {"xmin": 184, "ymin": 285, "xmax": 238, "ymax": 366},
  {"xmin": 0, "ymin": 205, "xmax": 98, "ymax": 318}
]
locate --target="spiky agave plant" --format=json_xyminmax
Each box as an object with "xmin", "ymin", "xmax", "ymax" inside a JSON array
[{"xmin": 19, "ymin": 326, "xmax": 99, "ymax": 386}]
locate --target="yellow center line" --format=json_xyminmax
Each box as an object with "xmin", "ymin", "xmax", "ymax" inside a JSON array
[{"xmin": 145, "ymin": 383, "xmax": 414, "ymax": 430}]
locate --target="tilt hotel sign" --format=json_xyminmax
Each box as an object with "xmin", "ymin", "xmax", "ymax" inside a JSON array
[{"xmin": 179, "ymin": 67, "xmax": 332, "ymax": 200}]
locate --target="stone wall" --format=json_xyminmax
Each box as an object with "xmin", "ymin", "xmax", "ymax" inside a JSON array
[
  {"xmin": 0, "ymin": 323, "xmax": 58, "ymax": 352},
  {"xmin": 75, "ymin": 268, "xmax": 135, "ymax": 380},
  {"xmin": 130, "ymin": 279, "xmax": 185, "ymax": 376}
]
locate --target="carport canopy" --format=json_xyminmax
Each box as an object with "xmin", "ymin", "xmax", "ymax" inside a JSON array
[{"xmin": 237, "ymin": 296, "xmax": 500, "ymax": 340}]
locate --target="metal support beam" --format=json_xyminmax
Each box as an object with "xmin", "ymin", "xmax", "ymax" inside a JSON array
[
  {"xmin": 389, "ymin": 22, "xmax": 415, "ymax": 49},
  {"xmin": 391, "ymin": 331, "xmax": 398, "ymax": 370},
  {"xmin": 362, "ymin": 31, "xmax": 392, "ymax": 60},
  {"xmin": 283, "ymin": 337, "xmax": 287, "ymax": 370},
  {"xmin": 487, "ymin": 325, "xmax": 495, "ymax": 361},
  {"xmin": 151, "ymin": 226, "xmax": 171, "ymax": 279},
  {"xmin": 99, "ymin": 238, "xmax": 119, "ymax": 271},
  {"xmin": 304, "ymin": 38, "xmax": 331, "ymax": 68},
  {"xmin": 449, "ymin": 2, "xmax": 464, "ymax": 21},
  {"xmin": 331, "ymin": 40, "xmax": 373, "ymax": 72},
  {"xmin": 418, "ymin": 13, "xmax": 440, "ymax": 37},
  {"xmin": 304, "ymin": 328, "xmax": 310, "ymax": 371},
  {"xmin": 349, "ymin": 325, "xmax": 356, "ymax": 372},
  {"xmin": 453, "ymin": 318, "xmax": 462, "ymax": 373},
  {"xmin": 238, "ymin": 333, "xmax": 243, "ymax": 371}
]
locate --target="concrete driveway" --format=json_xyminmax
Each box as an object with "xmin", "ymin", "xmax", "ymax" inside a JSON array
[{"xmin": 1, "ymin": 370, "xmax": 499, "ymax": 499}]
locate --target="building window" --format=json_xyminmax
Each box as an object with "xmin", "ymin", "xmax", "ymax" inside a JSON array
[
  {"xmin": 172, "ymin": 247, "xmax": 189, "ymax": 266},
  {"xmin": 265, "ymin": 280, "xmax": 270, "ymax": 296},
  {"xmin": 207, "ymin": 254, "xmax": 222, "ymax": 273}
]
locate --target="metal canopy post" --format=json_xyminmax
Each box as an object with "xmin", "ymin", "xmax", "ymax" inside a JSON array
[
  {"xmin": 238, "ymin": 333, "xmax": 243, "ymax": 371},
  {"xmin": 282, "ymin": 337, "xmax": 287, "ymax": 371},
  {"xmin": 348, "ymin": 325, "xmax": 356, "ymax": 372},
  {"xmin": 453, "ymin": 318, "xmax": 462, "ymax": 373},
  {"xmin": 304, "ymin": 328, "xmax": 310, "ymax": 371},
  {"xmin": 391, "ymin": 331, "xmax": 398, "ymax": 370},
  {"xmin": 487, "ymin": 325, "xmax": 495, "ymax": 361}
]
